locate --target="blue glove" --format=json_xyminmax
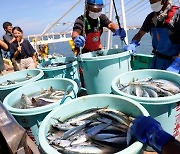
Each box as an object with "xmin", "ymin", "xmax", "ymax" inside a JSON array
[
  {"xmin": 124, "ymin": 40, "xmax": 140, "ymax": 54},
  {"xmin": 112, "ymin": 28, "xmax": 126, "ymax": 39},
  {"xmin": 166, "ymin": 57, "xmax": 180, "ymax": 74},
  {"xmin": 130, "ymin": 115, "xmax": 173, "ymax": 153},
  {"xmin": 74, "ymin": 35, "xmax": 85, "ymax": 48},
  {"xmin": 7, "ymin": 51, "xmax": 11, "ymax": 59}
]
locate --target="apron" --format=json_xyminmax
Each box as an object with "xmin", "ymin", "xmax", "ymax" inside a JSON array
[
  {"xmin": 83, "ymin": 17, "xmax": 102, "ymax": 53},
  {"xmin": 79, "ymin": 17, "xmax": 102, "ymax": 87},
  {"xmin": 150, "ymin": 6, "xmax": 180, "ymax": 70}
]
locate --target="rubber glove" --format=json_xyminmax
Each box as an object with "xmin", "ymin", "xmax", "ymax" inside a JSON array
[
  {"xmin": 124, "ymin": 40, "xmax": 140, "ymax": 54},
  {"xmin": 7, "ymin": 51, "xmax": 11, "ymax": 59},
  {"xmin": 166, "ymin": 57, "xmax": 180, "ymax": 74},
  {"xmin": 130, "ymin": 115, "xmax": 173, "ymax": 153},
  {"xmin": 112, "ymin": 28, "xmax": 126, "ymax": 39},
  {"xmin": 74, "ymin": 35, "xmax": 85, "ymax": 48}
]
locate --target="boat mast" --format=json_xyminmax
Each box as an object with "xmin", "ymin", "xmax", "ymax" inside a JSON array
[
  {"xmin": 107, "ymin": 0, "xmax": 113, "ymax": 49},
  {"xmin": 106, "ymin": 0, "xmax": 128, "ymax": 49},
  {"xmin": 120, "ymin": 0, "xmax": 128, "ymax": 44}
]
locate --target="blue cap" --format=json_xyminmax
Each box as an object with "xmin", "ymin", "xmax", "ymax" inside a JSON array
[{"xmin": 87, "ymin": 0, "xmax": 104, "ymax": 8}]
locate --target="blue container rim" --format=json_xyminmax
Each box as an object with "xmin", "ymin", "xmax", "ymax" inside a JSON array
[
  {"xmin": 111, "ymin": 69, "xmax": 180, "ymax": 104},
  {"xmin": 39, "ymin": 94, "xmax": 149, "ymax": 154},
  {"xmin": 3, "ymin": 78, "xmax": 78, "ymax": 115},
  {"xmin": 0, "ymin": 69, "xmax": 44, "ymax": 90},
  {"xmin": 77, "ymin": 50, "xmax": 131, "ymax": 61},
  {"xmin": 37, "ymin": 58, "xmax": 78, "ymax": 71}
]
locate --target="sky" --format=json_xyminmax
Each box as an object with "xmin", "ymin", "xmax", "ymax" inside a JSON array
[{"xmin": 0, "ymin": 0, "xmax": 154, "ymax": 38}]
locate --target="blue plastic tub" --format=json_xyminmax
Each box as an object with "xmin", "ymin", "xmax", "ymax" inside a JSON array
[
  {"xmin": 39, "ymin": 94, "xmax": 149, "ymax": 154},
  {"xmin": 0, "ymin": 69, "xmax": 44, "ymax": 101},
  {"xmin": 78, "ymin": 49, "xmax": 131, "ymax": 94},
  {"xmin": 38, "ymin": 57, "xmax": 80, "ymax": 87},
  {"xmin": 112, "ymin": 69, "xmax": 180, "ymax": 138},
  {"xmin": 3, "ymin": 78, "xmax": 78, "ymax": 144}
]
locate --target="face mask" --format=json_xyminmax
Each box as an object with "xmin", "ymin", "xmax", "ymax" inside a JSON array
[
  {"xmin": 89, "ymin": 11, "xmax": 101, "ymax": 19},
  {"xmin": 151, "ymin": 1, "xmax": 163, "ymax": 12}
]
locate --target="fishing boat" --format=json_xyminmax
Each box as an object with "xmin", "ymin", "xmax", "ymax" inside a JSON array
[
  {"xmin": 24, "ymin": 0, "xmax": 155, "ymax": 69},
  {"xmin": 3, "ymin": 0, "xmax": 178, "ymax": 101},
  {"xmin": 1, "ymin": 0, "xmax": 180, "ymax": 153},
  {"xmin": 3, "ymin": 0, "xmax": 180, "ymax": 72}
]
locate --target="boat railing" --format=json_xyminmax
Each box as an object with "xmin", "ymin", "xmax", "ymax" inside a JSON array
[{"xmin": 27, "ymin": 31, "xmax": 73, "ymax": 51}]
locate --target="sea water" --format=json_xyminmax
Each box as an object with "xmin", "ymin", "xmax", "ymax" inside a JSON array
[{"xmin": 48, "ymin": 29, "xmax": 153, "ymax": 57}]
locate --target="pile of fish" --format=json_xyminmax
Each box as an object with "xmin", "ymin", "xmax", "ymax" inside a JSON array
[
  {"xmin": 118, "ymin": 77, "xmax": 180, "ymax": 98},
  {"xmin": 44, "ymin": 62, "xmax": 72, "ymax": 68},
  {"xmin": 47, "ymin": 107, "xmax": 134, "ymax": 153},
  {"xmin": 14, "ymin": 86, "xmax": 66, "ymax": 109},
  {"xmin": 95, "ymin": 51, "xmax": 104, "ymax": 56},
  {"xmin": 0, "ymin": 73, "xmax": 33, "ymax": 86}
]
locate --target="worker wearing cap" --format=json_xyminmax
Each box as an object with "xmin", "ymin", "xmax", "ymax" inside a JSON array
[
  {"xmin": 124, "ymin": 0, "xmax": 180, "ymax": 74},
  {"xmin": 72, "ymin": 0, "xmax": 126, "ymax": 54}
]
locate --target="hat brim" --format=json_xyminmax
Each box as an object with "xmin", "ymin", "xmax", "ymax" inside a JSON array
[{"xmin": 87, "ymin": 3, "xmax": 104, "ymax": 9}]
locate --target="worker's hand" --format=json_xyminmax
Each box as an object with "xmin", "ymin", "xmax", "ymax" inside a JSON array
[
  {"xmin": 112, "ymin": 28, "xmax": 126, "ymax": 39},
  {"xmin": 130, "ymin": 115, "xmax": 173, "ymax": 153},
  {"xmin": 74, "ymin": 35, "xmax": 85, "ymax": 48},
  {"xmin": 166, "ymin": 57, "xmax": 180, "ymax": 74},
  {"xmin": 124, "ymin": 40, "xmax": 140, "ymax": 54}
]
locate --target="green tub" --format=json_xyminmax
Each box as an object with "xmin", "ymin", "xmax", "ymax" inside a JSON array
[
  {"xmin": 78, "ymin": 49, "xmax": 131, "ymax": 94},
  {"xmin": 3, "ymin": 78, "xmax": 78, "ymax": 144},
  {"xmin": 39, "ymin": 94, "xmax": 149, "ymax": 154},
  {"xmin": 111, "ymin": 69, "xmax": 180, "ymax": 139},
  {"xmin": 0, "ymin": 69, "xmax": 44, "ymax": 101},
  {"xmin": 38, "ymin": 57, "xmax": 80, "ymax": 87}
]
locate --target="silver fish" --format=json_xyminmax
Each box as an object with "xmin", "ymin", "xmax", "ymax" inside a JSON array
[
  {"xmin": 142, "ymin": 84, "xmax": 162, "ymax": 93},
  {"xmin": 97, "ymin": 108, "xmax": 132, "ymax": 126},
  {"xmin": 126, "ymin": 85, "xmax": 135, "ymax": 95},
  {"xmin": 160, "ymin": 89, "xmax": 174, "ymax": 97},
  {"xmin": 26, "ymin": 73, "xmax": 33, "ymax": 79},
  {"xmin": 33, "ymin": 86, "xmax": 54, "ymax": 100},
  {"xmin": 100, "ymin": 136, "xmax": 127, "ymax": 144},
  {"xmin": 126, "ymin": 123, "xmax": 133, "ymax": 146},
  {"xmin": 86, "ymin": 123, "xmax": 112, "ymax": 137},
  {"xmin": 50, "ymin": 90, "xmax": 65, "ymax": 96},
  {"xmin": 69, "ymin": 131, "xmax": 88, "ymax": 146},
  {"xmin": 97, "ymin": 117, "xmax": 128, "ymax": 133},
  {"xmin": 154, "ymin": 79, "xmax": 180, "ymax": 94},
  {"xmin": 145, "ymin": 87, "xmax": 158, "ymax": 98},
  {"xmin": 52, "ymin": 122, "xmax": 74, "ymax": 131},
  {"xmin": 59, "ymin": 121, "xmax": 91, "ymax": 140},
  {"xmin": 52, "ymin": 120, "xmax": 90, "ymax": 131},
  {"xmin": 50, "ymin": 139, "xmax": 71, "ymax": 147},
  {"xmin": 93, "ymin": 133, "xmax": 120, "ymax": 140},
  {"xmin": 47, "ymin": 131, "xmax": 64, "ymax": 141},
  {"xmin": 7, "ymin": 80, "xmax": 16, "ymax": 85},
  {"xmin": 41, "ymin": 86, "xmax": 54, "ymax": 94},
  {"xmin": 31, "ymin": 97, "xmax": 57, "ymax": 107},
  {"xmin": 49, "ymin": 95, "xmax": 64, "ymax": 100},
  {"xmin": 62, "ymin": 107, "xmax": 107, "ymax": 125},
  {"xmin": 33, "ymin": 92, "xmax": 51, "ymax": 100},
  {"xmin": 135, "ymin": 85, "xmax": 144, "ymax": 97},
  {"xmin": 142, "ymin": 88, "xmax": 150, "ymax": 97},
  {"xmin": 21, "ymin": 94, "xmax": 33, "ymax": 106}
]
